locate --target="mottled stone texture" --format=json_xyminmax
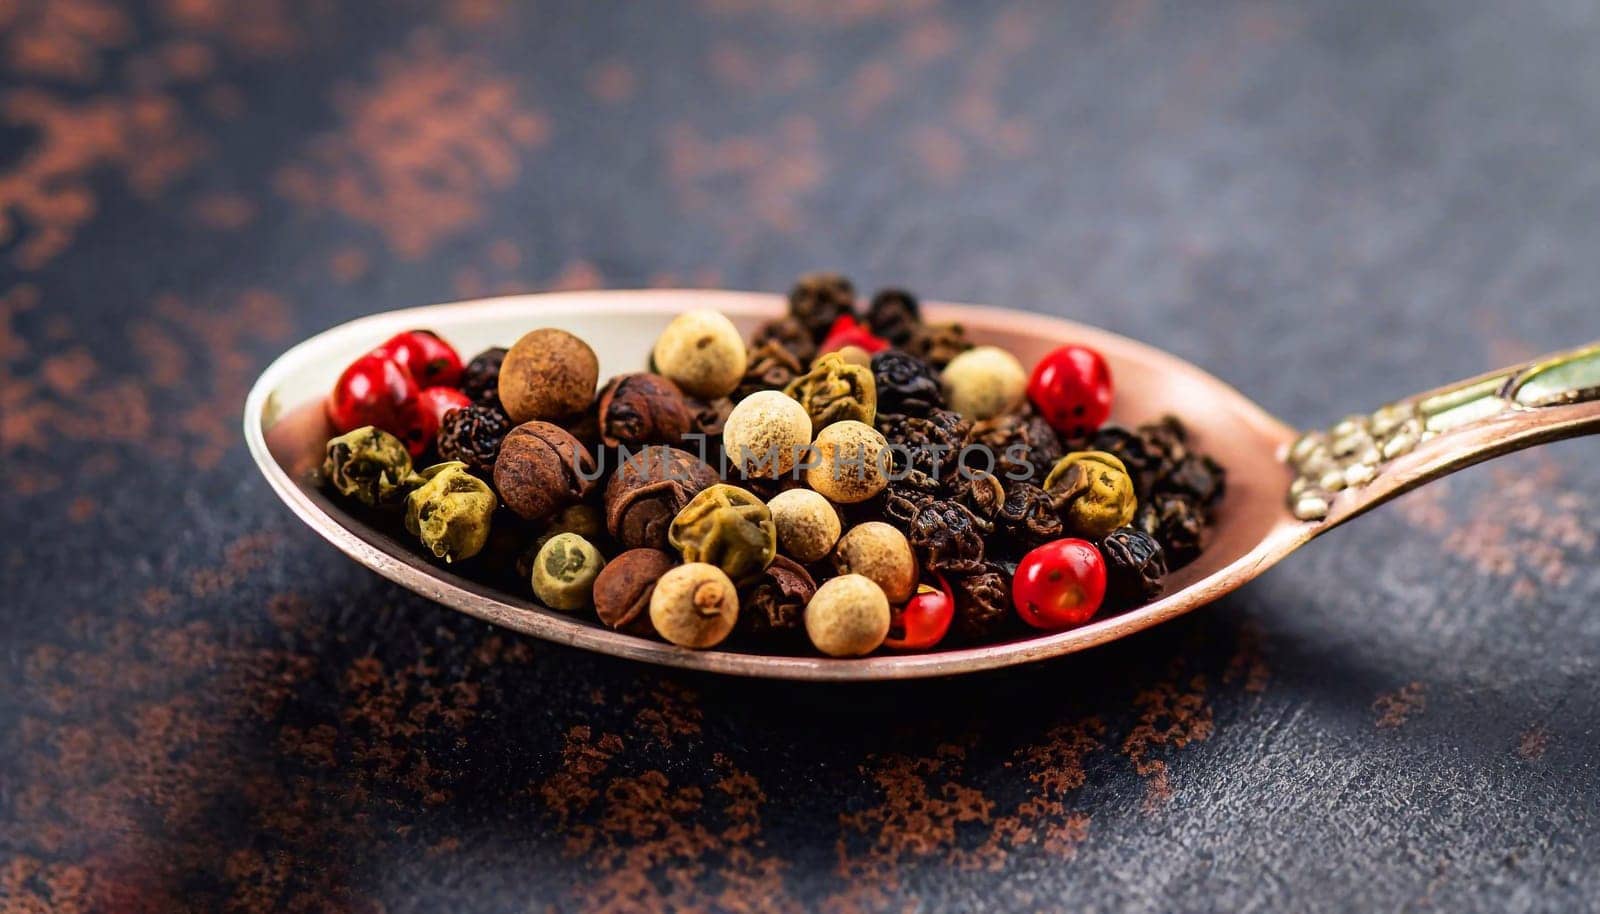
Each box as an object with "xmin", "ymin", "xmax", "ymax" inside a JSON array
[{"xmin": 3, "ymin": 1, "xmax": 1599, "ymax": 912}]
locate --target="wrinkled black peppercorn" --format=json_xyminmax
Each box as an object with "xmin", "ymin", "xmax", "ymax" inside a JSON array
[
  {"xmin": 967, "ymin": 407, "xmax": 1063, "ymax": 485},
  {"xmin": 1135, "ymin": 493, "xmax": 1206, "ymax": 569},
  {"xmin": 737, "ymin": 555, "xmax": 816, "ymax": 640},
  {"xmin": 906, "ymin": 322, "xmax": 971, "ymax": 368},
  {"xmin": 436, "ymin": 404, "xmax": 512, "ymax": 475},
  {"xmin": 874, "ymin": 483, "xmax": 935, "ymax": 531},
  {"xmin": 460, "ymin": 347, "xmax": 508, "ymax": 407},
  {"xmin": 871, "ymin": 349, "xmax": 944, "ymax": 418},
  {"xmin": 995, "ymin": 481, "xmax": 1063, "ymax": 552},
  {"xmin": 949, "ymin": 562, "xmax": 1014, "ymax": 642},
  {"xmin": 1087, "ymin": 416, "xmax": 1194, "ymax": 499},
  {"xmin": 1157, "ymin": 454, "xmax": 1227, "ymax": 508},
  {"xmin": 1100, "ymin": 527, "xmax": 1166, "ymax": 608},
  {"xmin": 954, "ymin": 472, "xmax": 1005, "ymax": 532},
  {"xmin": 750, "ymin": 316, "xmax": 817, "ymax": 367},
  {"xmin": 736, "ymin": 339, "xmax": 806, "ymax": 402},
  {"xmin": 907, "ymin": 498, "xmax": 986, "ymax": 574},
  {"xmin": 879, "ymin": 408, "xmax": 971, "ymax": 491},
  {"xmin": 866, "ymin": 288, "xmax": 921, "ymax": 347},
  {"xmin": 788, "ymin": 272, "xmax": 856, "ymax": 341}
]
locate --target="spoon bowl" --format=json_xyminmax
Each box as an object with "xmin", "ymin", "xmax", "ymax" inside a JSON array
[{"xmin": 245, "ymin": 290, "xmax": 1600, "ymax": 680}]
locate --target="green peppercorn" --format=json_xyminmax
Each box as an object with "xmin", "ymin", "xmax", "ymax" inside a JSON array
[
  {"xmin": 322, "ymin": 426, "xmax": 418, "ymax": 506},
  {"xmin": 531, "ymin": 532, "xmax": 606, "ymax": 611},
  {"xmin": 784, "ymin": 352, "xmax": 877, "ymax": 431},
  {"xmin": 667, "ymin": 484, "xmax": 777, "ymax": 582},
  {"xmin": 404, "ymin": 461, "xmax": 496, "ymax": 562},
  {"xmin": 1044, "ymin": 450, "xmax": 1138, "ymax": 539}
]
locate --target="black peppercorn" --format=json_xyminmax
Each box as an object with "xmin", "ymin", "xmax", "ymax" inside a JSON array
[
  {"xmin": 967, "ymin": 407, "xmax": 1062, "ymax": 486},
  {"xmin": 460, "ymin": 347, "xmax": 508, "ymax": 406},
  {"xmin": 995, "ymin": 481, "xmax": 1063, "ymax": 552},
  {"xmin": 906, "ymin": 322, "xmax": 971, "ymax": 369},
  {"xmin": 737, "ymin": 555, "xmax": 816, "ymax": 640},
  {"xmin": 865, "ymin": 288, "xmax": 921, "ymax": 347},
  {"xmin": 1088, "ymin": 416, "xmax": 1193, "ymax": 499},
  {"xmin": 1135, "ymin": 493, "xmax": 1205, "ymax": 570},
  {"xmin": 788, "ymin": 272, "xmax": 856, "ymax": 341},
  {"xmin": 437, "ymin": 403, "xmax": 513, "ymax": 475},
  {"xmin": 948, "ymin": 562, "xmax": 1014, "ymax": 642},
  {"xmin": 1100, "ymin": 527, "xmax": 1166, "ymax": 609},
  {"xmin": 953, "ymin": 471, "xmax": 1005, "ymax": 532},
  {"xmin": 736, "ymin": 339, "xmax": 805, "ymax": 401},
  {"xmin": 750, "ymin": 315, "xmax": 817, "ymax": 367},
  {"xmin": 1157, "ymin": 454, "xmax": 1227, "ymax": 508},
  {"xmin": 906, "ymin": 498, "xmax": 986, "ymax": 574},
  {"xmin": 871, "ymin": 349, "xmax": 944, "ymax": 418},
  {"xmin": 878, "ymin": 407, "xmax": 970, "ymax": 491}
]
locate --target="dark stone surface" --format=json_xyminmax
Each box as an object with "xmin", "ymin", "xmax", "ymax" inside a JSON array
[{"xmin": 3, "ymin": 1, "xmax": 1597, "ymax": 911}]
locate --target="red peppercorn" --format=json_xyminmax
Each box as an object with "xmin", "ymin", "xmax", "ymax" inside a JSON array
[
  {"xmin": 884, "ymin": 578, "xmax": 955, "ymax": 650},
  {"xmin": 1012, "ymin": 538, "xmax": 1107, "ymax": 630},
  {"xmin": 413, "ymin": 386, "xmax": 472, "ymax": 456},
  {"xmin": 818, "ymin": 315, "xmax": 889, "ymax": 356},
  {"xmin": 327, "ymin": 352, "xmax": 421, "ymax": 440},
  {"xmin": 1027, "ymin": 344, "xmax": 1113, "ymax": 437},
  {"xmin": 374, "ymin": 330, "xmax": 463, "ymax": 388}
]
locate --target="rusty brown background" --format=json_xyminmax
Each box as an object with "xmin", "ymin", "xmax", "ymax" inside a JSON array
[{"xmin": 3, "ymin": 1, "xmax": 1598, "ymax": 911}]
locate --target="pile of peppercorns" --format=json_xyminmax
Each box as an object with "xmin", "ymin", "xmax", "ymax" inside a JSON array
[{"xmin": 317, "ymin": 274, "xmax": 1226, "ymax": 657}]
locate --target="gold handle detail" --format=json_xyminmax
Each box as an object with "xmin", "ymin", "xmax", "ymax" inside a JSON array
[{"xmin": 1286, "ymin": 342, "xmax": 1600, "ymax": 523}]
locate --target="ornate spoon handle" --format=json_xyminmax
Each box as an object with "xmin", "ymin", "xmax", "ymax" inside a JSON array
[{"xmin": 1286, "ymin": 341, "xmax": 1600, "ymax": 529}]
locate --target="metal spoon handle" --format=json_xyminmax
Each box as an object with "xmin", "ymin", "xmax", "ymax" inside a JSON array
[{"xmin": 1286, "ymin": 341, "xmax": 1600, "ymax": 529}]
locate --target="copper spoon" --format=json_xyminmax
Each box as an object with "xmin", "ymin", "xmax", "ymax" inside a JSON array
[{"xmin": 244, "ymin": 290, "xmax": 1600, "ymax": 680}]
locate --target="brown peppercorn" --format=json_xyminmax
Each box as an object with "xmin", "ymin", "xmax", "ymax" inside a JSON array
[
  {"xmin": 788, "ymin": 272, "xmax": 856, "ymax": 341},
  {"xmin": 749, "ymin": 316, "xmax": 817, "ymax": 367},
  {"xmin": 785, "ymin": 352, "xmax": 877, "ymax": 431},
  {"xmin": 737, "ymin": 555, "xmax": 816, "ymax": 639},
  {"xmin": 604, "ymin": 445, "xmax": 719, "ymax": 550},
  {"xmin": 906, "ymin": 322, "xmax": 972, "ymax": 369},
  {"xmin": 436, "ymin": 403, "xmax": 512, "ymax": 475},
  {"xmin": 492, "ymin": 421, "xmax": 599, "ymax": 522},
  {"xmin": 460, "ymin": 347, "xmax": 507, "ymax": 406},
  {"xmin": 595, "ymin": 373, "xmax": 692, "ymax": 449},
  {"xmin": 650, "ymin": 563, "xmax": 740, "ymax": 649},
  {"xmin": 499, "ymin": 328, "xmax": 600, "ymax": 423},
  {"xmin": 735, "ymin": 339, "xmax": 806, "ymax": 401},
  {"xmin": 865, "ymin": 288, "xmax": 921, "ymax": 347},
  {"xmin": 592, "ymin": 548, "xmax": 677, "ymax": 633}
]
